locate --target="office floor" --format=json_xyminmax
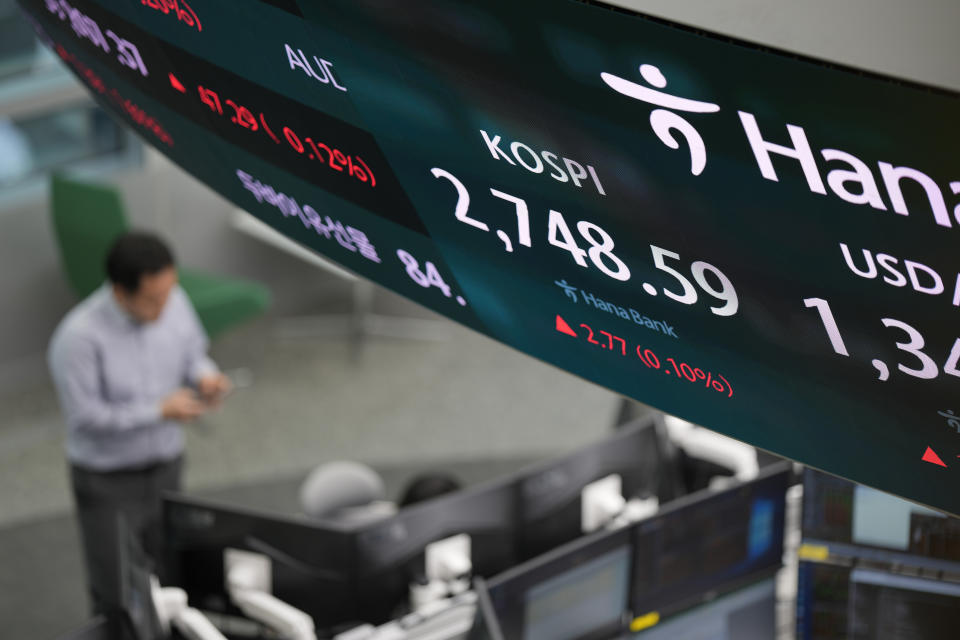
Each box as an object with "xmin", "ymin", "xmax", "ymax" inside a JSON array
[{"xmin": 0, "ymin": 285, "xmax": 621, "ymax": 637}]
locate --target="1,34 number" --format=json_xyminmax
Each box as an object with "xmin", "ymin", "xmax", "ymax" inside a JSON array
[{"xmin": 804, "ymin": 297, "xmax": 960, "ymax": 381}]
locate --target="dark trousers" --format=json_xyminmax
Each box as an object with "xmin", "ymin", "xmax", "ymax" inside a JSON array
[{"xmin": 70, "ymin": 456, "xmax": 183, "ymax": 616}]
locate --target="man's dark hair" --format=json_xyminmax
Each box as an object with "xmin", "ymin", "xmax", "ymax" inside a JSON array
[
  {"xmin": 398, "ymin": 473, "xmax": 463, "ymax": 508},
  {"xmin": 105, "ymin": 232, "xmax": 175, "ymax": 293}
]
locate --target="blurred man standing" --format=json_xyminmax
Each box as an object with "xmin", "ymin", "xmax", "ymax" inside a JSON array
[{"xmin": 48, "ymin": 231, "xmax": 231, "ymax": 615}]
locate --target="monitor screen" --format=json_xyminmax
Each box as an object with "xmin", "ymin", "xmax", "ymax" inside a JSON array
[
  {"xmin": 162, "ymin": 493, "xmax": 359, "ymax": 630},
  {"xmin": 17, "ymin": 0, "xmax": 960, "ymax": 518},
  {"xmin": 487, "ymin": 527, "xmax": 632, "ymax": 640},
  {"xmin": 629, "ymin": 576, "xmax": 776, "ymax": 640},
  {"xmin": 801, "ymin": 468, "xmax": 960, "ymax": 571},
  {"xmin": 516, "ymin": 414, "xmax": 680, "ymax": 560},
  {"xmin": 523, "ymin": 546, "xmax": 631, "ymax": 640},
  {"xmin": 796, "ymin": 561, "xmax": 960, "ymax": 640},
  {"xmin": 629, "ymin": 464, "xmax": 789, "ymax": 620}
]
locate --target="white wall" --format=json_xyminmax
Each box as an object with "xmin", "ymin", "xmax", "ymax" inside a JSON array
[{"xmin": 609, "ymin": 0, "xmax": 960, "ymax": 91}]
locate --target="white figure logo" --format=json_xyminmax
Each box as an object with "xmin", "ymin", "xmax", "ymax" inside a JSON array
[{"xmin": 601, "ymin": 64, "xmax": 719, "ymax": 176}]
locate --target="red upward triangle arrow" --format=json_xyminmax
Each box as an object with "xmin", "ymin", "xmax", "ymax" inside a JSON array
[
  {"xmin": 555, "ymin": 315, "xmax": 578, "ymax": 337},
  {"xmin": 922, "ymin": 446, "xmax": 947, "ymax": 468}
]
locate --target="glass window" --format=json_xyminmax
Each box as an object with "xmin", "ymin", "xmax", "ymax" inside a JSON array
[
  {"xmin": 0, "ymin": 1, "xmax": 142, "ymax": 201},
  {"xmin": 0, "ymin": 0, "xmax": 43, "ymax": 80},
  {"xmin": 0, "ymin": 105, "xmax": 133, "ymax": 187}
]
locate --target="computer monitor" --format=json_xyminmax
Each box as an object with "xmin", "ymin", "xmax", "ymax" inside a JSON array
[
  {"xmin": 162, "ymin": 493, "xmax": 359, "ymax": 631},
  {"xmin": 629, "ymin": 463, "xmax": 790, "ymax": 622},
  {"xmin": 487, "ymin": 526, "xmax": 633, "ymax": 640},
  {"xmin": 796, "ymin": 560, "xmax": 960, "ymax": 639},
  {"xmin": 801, "ymin": 468, "xmax": 960, "ymax": 572},
  {"xmin": 515, "ymin": 414, "xmax": 682, "ymax": 561},
  {"xmin": 629, "ymin": 576, "xmax": 777, "ymax": 640}
]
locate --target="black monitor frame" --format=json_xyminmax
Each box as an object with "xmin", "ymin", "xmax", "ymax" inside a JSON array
[
  {"xmin": 162, "ymin": 493, "xmax": 360, "ymax": 630},
  {"xmin": 514, "ymin": 413, "xmax": 682, "ymax": 561}
]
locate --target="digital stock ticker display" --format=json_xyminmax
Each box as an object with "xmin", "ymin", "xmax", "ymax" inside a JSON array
[{"xmin": 20, "ymin": 0, "xmax": 960, "ymax": 514}]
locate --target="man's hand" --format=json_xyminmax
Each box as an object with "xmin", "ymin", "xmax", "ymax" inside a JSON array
[
  {"xmin": 161, "ymin": 388, "xmax": 207, "ymax": 421},
  {"xmin": 197, "ymin": 372, "xmax": 233, "ymax": 407}
]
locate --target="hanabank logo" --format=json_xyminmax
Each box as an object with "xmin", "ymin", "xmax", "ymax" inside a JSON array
[{"xmin": 601, "ymin": 63, "xmax": 960, "ymax": 231}]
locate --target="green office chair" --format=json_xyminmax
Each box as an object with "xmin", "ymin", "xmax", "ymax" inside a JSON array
[{"xmin": 50, "ymin": 173, "xmax": 271, "ymax": 340}]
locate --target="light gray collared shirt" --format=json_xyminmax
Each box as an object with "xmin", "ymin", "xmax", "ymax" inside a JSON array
[{"xmin": 48, "ymin": 284, "xmax": 217, "ymax": 471}]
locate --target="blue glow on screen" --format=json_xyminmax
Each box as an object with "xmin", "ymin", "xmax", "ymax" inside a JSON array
[{"xmin": 748, "ymin": 498, "xmax": 774, "ymax": 560}]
